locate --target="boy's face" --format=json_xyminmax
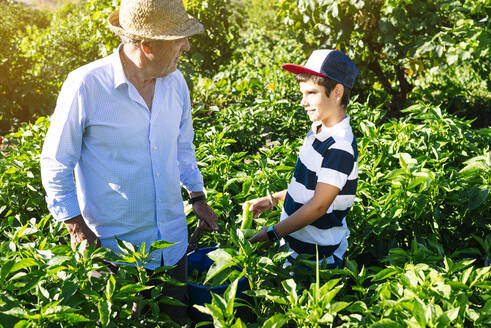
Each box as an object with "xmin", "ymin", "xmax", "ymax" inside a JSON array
[{"xmin": 299, "ymin": 80, "xmax": 343, "ymax": 127}]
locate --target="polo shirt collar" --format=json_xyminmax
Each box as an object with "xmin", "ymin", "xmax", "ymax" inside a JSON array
[{"xmin": 311, "ymin": 115, "xmax": 351, "ymax": 141}]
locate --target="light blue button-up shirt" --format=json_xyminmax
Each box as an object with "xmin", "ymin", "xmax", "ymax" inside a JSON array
[{"xmin": 41, "ymin": 46, "xmax": 204, "ymax": 269}]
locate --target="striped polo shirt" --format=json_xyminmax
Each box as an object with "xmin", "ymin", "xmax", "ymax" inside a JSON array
[{"xmin": 280, "ymin": 115, "xmax": 358, "ymax": 263}]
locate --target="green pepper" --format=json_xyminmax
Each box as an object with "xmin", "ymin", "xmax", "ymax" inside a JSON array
[{"xmin": 240, "ymin": 201, "xmax": 252, "ymax": 230}]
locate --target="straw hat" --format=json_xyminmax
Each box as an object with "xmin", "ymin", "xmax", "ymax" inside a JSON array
[{"xmin": 108, "ymin": 0, "xmax": 204, "ymax": 40}]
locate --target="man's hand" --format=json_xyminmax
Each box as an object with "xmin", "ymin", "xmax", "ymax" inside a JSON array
[
  {"xmin": 64, "ymin": 215, "xmax": 100, "ymax": 251},
  {"xmin": 192, "ymin": 201, "xmax": 219, "ymax": 232}
]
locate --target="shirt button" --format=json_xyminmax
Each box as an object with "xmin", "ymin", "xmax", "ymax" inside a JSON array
[
  {"xmin": 156, "ymin": 173, "xmax": 160, "ymax": 177},
  {"xmin": 158, "ymin": 199, "xmax": 162, "ymax": 203},
  {"xmin": 153, "ymin": 146, "xmax": 157, "ymax": 150}
]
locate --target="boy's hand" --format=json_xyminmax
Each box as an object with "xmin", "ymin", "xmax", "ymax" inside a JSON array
[
  {"xmin": 249, "ymin": 197, "xmax": 274, "ymax": 218},
  {"xmin": 249, "ymin": 226, "xmax": 273, "ymax": 248}
]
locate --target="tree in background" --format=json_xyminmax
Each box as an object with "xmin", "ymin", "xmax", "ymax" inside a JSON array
[
  {"xmin": 182, "ymin": 0, "xmax": 241, "ymax": 75},
  {"xmin": 0, "ymin": 0, "xmax": 241, "ymax": 135},
  {"xmin": 278, "ymin": 0, "xmax": 490, "ymax": 117}
]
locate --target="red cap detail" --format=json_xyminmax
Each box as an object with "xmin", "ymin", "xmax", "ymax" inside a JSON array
[{"xmin": 281, "ymin": 63, "xmax": 327, "ymax": 77}]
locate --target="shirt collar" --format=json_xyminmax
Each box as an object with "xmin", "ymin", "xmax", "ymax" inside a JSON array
[
  {"xmin": 311, "ymin": 115, "xmax": 351, "ymax": 141},
  {"xmin": 111, "ymin": 44, "xmax": 174, "ymax": 89},
  {"xmin": 112, "ymin": 44, "xmax": 128, "ymax": 89}
]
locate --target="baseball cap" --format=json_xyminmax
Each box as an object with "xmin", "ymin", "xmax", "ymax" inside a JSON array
[{"xmin": 282, "ymin": 49, "xmax": 360, "ymax": 89}]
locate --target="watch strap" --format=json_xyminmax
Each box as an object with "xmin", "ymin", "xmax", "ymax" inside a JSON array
[
  {"xmin": 189, "ymin": 194, "xmax": 206, "ymax": 204},
  {"xmin": 267, "ymin": 225, "xmax": 280, "ymax": 242}
]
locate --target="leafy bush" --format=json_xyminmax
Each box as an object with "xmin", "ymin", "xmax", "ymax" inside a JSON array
[
  {"xmin": 0, "ymin": 117, "xmax": 49, "ymax": 228},
  {"xmin": 20, "ymin": 0, "xmax": 120, "ymax": 107},
  {"xmin": 348, "ymin": 102, "xmax": 490, "ymax": 263},
  {"xmin": 0, "ymin": 2, "xmax": 51, "ymax": 134}
]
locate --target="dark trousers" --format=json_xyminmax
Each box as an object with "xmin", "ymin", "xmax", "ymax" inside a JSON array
[
  {"xmin": 135, "ymin": 255, "xmax": 189, "ymax": 323},
  {"xmin": 160, "ymin": 254, "xmax": 189, "ymax": 321}
]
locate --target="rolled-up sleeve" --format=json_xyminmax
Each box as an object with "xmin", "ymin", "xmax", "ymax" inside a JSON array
[
  {"xmin": 177, "ymin": 78, "xmax": 204, "ymax": 192},
  {"xmin": 40, "ymin": 74, "xmax": 85, "ymax": 221}
]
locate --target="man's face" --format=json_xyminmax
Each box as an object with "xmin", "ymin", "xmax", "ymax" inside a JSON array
[
  {"xmin": 146, "ymin": 37, "xmax": 190, "ymax": 78},
  {"xmin": 299, "ymin": 80, "xmax": 339, "ymax": 125}
]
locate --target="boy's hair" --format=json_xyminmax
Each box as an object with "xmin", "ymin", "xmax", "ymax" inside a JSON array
[{"xmin": 295, "ymin": 73, "xmax": 351, "ymax": 109}]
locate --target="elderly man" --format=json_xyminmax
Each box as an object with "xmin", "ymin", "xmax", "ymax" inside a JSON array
[{"xmin": 40, "ymin": 0, "xmax": 218, "ymax": 321}]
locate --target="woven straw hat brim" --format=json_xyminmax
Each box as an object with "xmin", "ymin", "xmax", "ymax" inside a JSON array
[{"xmin": 108, "ymin": 10, "xmax": 204, "ymax": 41}]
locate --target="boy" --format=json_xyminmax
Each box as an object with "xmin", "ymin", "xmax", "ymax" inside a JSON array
[{"xmin": 249, "ymin": 49, "xmax": 359, "ymax": 270}]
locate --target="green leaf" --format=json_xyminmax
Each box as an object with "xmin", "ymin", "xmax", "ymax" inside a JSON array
[
  {"xmin": 195, "ymin": 320, "xmax": 213, "ymax": 327},
  {"xmin": 437, "ymin": 307, "xmax": 459, "ymax": 326},
  {"xmin": 330, "ymin": 301, "xmax": 351, "ymax": 313},
  {"xmin": 262, "ymin": 313, "xmax": 288, "ymax": 328},
  {"xmin": 395, "ymin": 153, "xmax": 417, "ymax": 170},
  {"xmin": 59, "ymin": 313, "xmax": 91, "ymax": 324},
  {"xmin": 149, "ymin": 240, "xmax": 176, "ymax": 254},
  {"xmin": 116, "ymin": 238, "xmax": 136, "ymax": 254},
  {"xmin": 467, "ymin": 186, "xmax": 488, "ymax": 210},
  {"xmin": 413, "ymin": 298, "xmax": 426, "ymax": 327},
  {"xmin": 118, "ymin": 284, "xmax": 152, "ymax": 294},
  {"xmin": 224, "ymin": 277, "xmax": 239, "ymax": 317},
  {"xmin": 403, "ymin": 271, "xmax": 419, "ymax": 288},
  {"xmin": 47, "ymin": 255, "xmax": 71, "ymax": 266},
  {"xmin": 372, "ymin": 268, "xmax": 398, "ymax": 282},
  {"xmin": 282, "ymin": 279, "xmax": 298, "ymax": 305},
  {"xmin": 105, "ymin": 274, "xmax": 115, "ymax": 300},
  {"xmin": 205, "ymin": 248, "xmax": 235, "ymax": 284},
  {"xmin": 460, "ymin": 158, "xmax": 488, "ymax": 175},
  {"xmin": 370, "ymin": 319, "xmax": 403, "ymax": 328},
  {"xmin": 4, "ymin": 167, "xmax": 18, "ymax": 174},
  {"xmin": 0, "ymin": 260, "xmax": 14, "ymax": 285},
  {"xmin": 159, "ymin": 296, "xmax": 186, "ymax": 307},
  {"xmin": 230, "ymin": 318, "xmax": 247, "ymax": 328},
  {"xmin": 13, "ymin": 320, "xmax": 31, "ymax": 328},
  {"xmin": 320, "ymin": 312, "xmax": 334, "ymax": 323},
  {"xmin": 348, "ymin": 301, "xmax": 368, "ymax": 313},
  {"xmin": 3, "ymin": 307, "xmax": 29, "ymax": 318},
  {"xmin": 319, "ymin": 284, "xmax": 342, "ymax": 306},
  {"xmin": 10, "ymin": 258, "xmax": 39, "ymax": 273},
  {"xmin": 193, "ymin": 304, "xmax": 213, "ymax": 317},
  {"xmin": 98, "ymin": 301, "xmax": 111, "ymax": 327},
  {"xmin": 19, "ymin": 274, "xmax": 43, "ymax": 295}
]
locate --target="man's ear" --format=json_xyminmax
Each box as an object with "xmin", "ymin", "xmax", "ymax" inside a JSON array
[{"xmin": 140, "ymin": 40, "xmax": 152, "ymax": 54}]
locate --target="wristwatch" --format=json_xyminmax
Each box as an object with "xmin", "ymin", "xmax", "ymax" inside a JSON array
[
  {"xmin": 189, "ymin": 194, "xmax": 206, "ymax": 204},
  {"xmin": 266, "ymin": 225, "xmax": 280, "ymax": 242}
]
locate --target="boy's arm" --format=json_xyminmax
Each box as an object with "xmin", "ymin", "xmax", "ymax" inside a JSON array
[{"xmin": 249, "ymin": 183, "xmax": 340, "ymax": 243}]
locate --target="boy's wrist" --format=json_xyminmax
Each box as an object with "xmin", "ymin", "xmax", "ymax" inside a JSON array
[{"xmin": 266, "ymin": 225, "xmax": 280, "ymax": 242}]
